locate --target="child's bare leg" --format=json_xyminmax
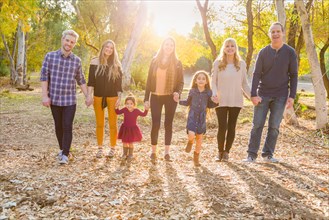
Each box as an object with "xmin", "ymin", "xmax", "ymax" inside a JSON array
[
  {"xmin": 188, "ymin": 131, "xmax": 195, "ymax": 143},
  {"xmin": 122, "ymin": 143, "xmax": 129, "ymax": 157},
  {"xmin": 195, "ymin": 134, "xmax": 203, "ymax": 153},
  {"xmin": 185, "ymin": 131, "xmax": 195, "ymax": 153}
]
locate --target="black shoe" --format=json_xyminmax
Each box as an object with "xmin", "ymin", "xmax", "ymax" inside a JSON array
[
  {"xmin": 185, "ymin": 141, "xmax": 193, "ymax": 153},
  {"xmin": 164, "ymin": 154, "xmax": 172, "ymax": 162}
]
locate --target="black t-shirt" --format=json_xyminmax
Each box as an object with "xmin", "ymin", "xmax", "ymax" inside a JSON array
[{"xmin": 87, "ymin": 65, "xmax": 123, "ymax": 97}]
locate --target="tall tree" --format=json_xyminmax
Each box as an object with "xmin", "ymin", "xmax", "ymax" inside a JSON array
[
  {"xmin": 0, "ymin": 0, "xmax": 37, "ymax": 86},
  {"xmin": 319, "ymin": 36, "xmax": 329, "ymax": 99},
  {"xmin": 275, "ymin": 0, "xmax": 299, "ymax": 125},
  {"xmin": 196, "ymin": 0, "xmax": 217, "ymax": 61},
  {"xmin": 16, "ymin": 21, "xmax": 25, "ymax": 86},
  {"xmin": 246, "ymin": 0, "xmax": 254, "ymax": 72},
  {"xmin": 121, "ymin": 2, "xmax": 147, "ymax": 90},
  {"xmin": 275, "ymin": 0, "xmax": 286, "ymax": 42},
  {"xmin": 295, "ymin": 0, "xmax": 328, "ymax": 129}
]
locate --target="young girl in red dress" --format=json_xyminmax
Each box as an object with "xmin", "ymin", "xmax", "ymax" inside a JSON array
[{"xmin": 115, "ymin": 94, "xmax": 149, "ymax": 166}]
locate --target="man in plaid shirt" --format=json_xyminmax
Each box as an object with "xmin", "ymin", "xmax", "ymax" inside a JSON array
[{"xmin": 40, "ymin": 30, "xmax": 91, "ymax": 164}]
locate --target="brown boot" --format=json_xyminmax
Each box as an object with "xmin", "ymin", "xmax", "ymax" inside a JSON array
[{"xmin": 193, "ymin": 151, "xmax": 201, "ymax": 167}]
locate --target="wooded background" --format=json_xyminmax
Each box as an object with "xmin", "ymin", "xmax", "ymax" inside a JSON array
[{"xmin": 0, "ymin": 0, "xmax": 328, "ymax": 129}]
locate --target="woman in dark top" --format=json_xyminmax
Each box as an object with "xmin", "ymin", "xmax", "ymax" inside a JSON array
[
  {"xmin": 87, "ymin": 40, "xmax": 123, "ymax": 159},
  {"xmin": 144, "ymin": 37, "xmax": 184, "ymax": 164}
]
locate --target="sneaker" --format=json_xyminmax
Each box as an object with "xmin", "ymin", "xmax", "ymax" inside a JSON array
[
  {"xmin": 215, "ymin": 152, "xmax": 223, "ymax": 162},
  {"xmin": 59, "ymin": 155, "xmax": 68, "ymax": 164},
  {"xmin": 185, "ymin": 141, "xmax": 193, "ymax": 153},
  {"xmin": 242, "ymin": 156, "xmax": 256, "ymax": 163},
  {"xmin": 164, "ymin": 154, "xmax": 172, "ymax": 162},
  {"xmin": 222, "ymin": 152, "xmax": 229, "ymax": 162},
  {"xmin": 96, "ymin": 149, "xmax": 103, "ymax": 158},
  {"xmin": 263, "ymin": 156, "xmax": 279, "ymax": 163},
  {"xmin": 57, "ymin": 150, "xmax": 63, "ymax": 160},
  {"xmin": 150, "ymin": 153, "xmax": 157, "ymax": 164},
  {"xmin": 108, "ymin": 148, "xmax": 115, "ymax": 158}
]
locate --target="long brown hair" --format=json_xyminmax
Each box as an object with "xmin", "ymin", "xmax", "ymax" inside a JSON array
[
  {"xmin": 153, "ymin": 37, "xmax": 179, "ymax": 73},
  {"xmin": 216, "ymin": 38, "xmax": 241, "ymax": 71},
  {"xmin": 190, "ymin": 70, "xmax": 211, "ymax": 90},
  {"xmin": 96, "ymin": 40, "xmax": 122, "ymax": 81}
]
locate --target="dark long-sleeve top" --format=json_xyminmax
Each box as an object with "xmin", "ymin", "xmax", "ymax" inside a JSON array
[
  {"xmin": 179, "ymin": 88, "xmax": 217, "ymax": 134},
  {"xmin": 144, "ymin": 58, "xmax": 184, "ymax": 102},
  {"xmin": 115, "ymin": 107, "xmax": 148, "ymax": 127},
  {"xmin": 251, "ymin": 44, "xmax": 298, "ymax": 99},
  {"xmin": 87, "ymin": 65, "xmax": 123, "ymax": 97}
]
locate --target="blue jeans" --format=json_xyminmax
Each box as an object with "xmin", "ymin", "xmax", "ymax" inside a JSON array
[
  {"xmin": 50, "ymin": 104, "xmax": 76, "ymax": 156},
  {"xmin": 247, "ymin": 97, "xmax": 287, "ymax": 158}
]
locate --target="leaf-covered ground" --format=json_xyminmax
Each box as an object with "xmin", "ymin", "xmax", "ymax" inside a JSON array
[{"xmin": 0, "ymin": 84, "xmax": 328, "ymax": 219}]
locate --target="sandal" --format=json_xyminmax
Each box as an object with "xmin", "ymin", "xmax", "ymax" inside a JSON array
[
  {"xmin": 96, "ymin": 149, "xmax": 103, "ymax": 158},
  {"xmin": 108, "ymin": 148, "xmax": 115, "ymax": 158}
]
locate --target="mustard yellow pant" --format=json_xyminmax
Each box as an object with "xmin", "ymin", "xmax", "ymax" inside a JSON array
[{"xmin": 93, "ymin": 96, "xmax": 118, "ymax": 147}]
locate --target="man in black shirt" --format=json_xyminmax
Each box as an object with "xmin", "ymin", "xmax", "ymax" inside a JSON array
[{"xmin": 243, "ymin": 22, "xmax": 298, "ymax": 163}]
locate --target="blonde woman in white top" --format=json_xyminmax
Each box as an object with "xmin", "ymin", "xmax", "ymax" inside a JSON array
[{"xmin": 211, "ymin": 38, "xmax": 251, "ymax": 162}]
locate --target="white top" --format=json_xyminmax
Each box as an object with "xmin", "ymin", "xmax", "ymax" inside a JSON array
[{"xmin": 211, "ymin": 60, "xmax": 251, "ymax": 108}]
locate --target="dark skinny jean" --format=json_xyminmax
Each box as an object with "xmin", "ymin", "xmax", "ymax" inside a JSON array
[
  {"xmin": 50, "ymin": 104, "xmax": 76, "ymax": 156},
  {"xmin": 150, "ymin": 94, "xmax": 177, "ymax": 146},
  {"xmin": 215, "ymin": 107, "xmax": 241, "ymax": 153}
]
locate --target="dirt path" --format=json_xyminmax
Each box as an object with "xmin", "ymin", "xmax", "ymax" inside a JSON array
[{"xmin": 0, "ymin": 88, "xmax": 328, "ymax": 219}]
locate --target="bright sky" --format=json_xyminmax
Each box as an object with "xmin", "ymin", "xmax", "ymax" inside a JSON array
[{"xmin": 147, "ymin": 1, "xmax": 230, "ymax": 36}]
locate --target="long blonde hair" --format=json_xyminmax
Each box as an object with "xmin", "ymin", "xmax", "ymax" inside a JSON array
[
  {"xmin": 96, "ymin": 40, "xmax": 122, "ymax": 81},
  {"xmin": 153, "ymin": 37, "xmax": 179, "ymax": 73},
  {"xmin": 216, "ymin": 38, "xmax": 241, "ymax": 71}
]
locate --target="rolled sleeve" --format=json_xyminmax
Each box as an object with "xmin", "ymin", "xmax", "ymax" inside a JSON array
[
  {"xmin": 75, "ymin": 62, "xmax": 86, "ymax": 85},
  {"xmin": 40, "ymin": 54, "xmax": 49, "ymax": 81}
]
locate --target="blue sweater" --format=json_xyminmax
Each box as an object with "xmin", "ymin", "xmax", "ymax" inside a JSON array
[
  {"xmin": 179, "ymin": 88, "xmax": 217, "ymax": 134},
  {"xmin": 251, "ymin": 44, "xmax": 298, "ymax": 99}
]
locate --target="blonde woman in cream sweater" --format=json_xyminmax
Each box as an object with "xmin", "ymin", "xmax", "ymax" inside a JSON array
[{"xmin": 211, "ymin": 38, "xmax": 251, "ymax": 162}]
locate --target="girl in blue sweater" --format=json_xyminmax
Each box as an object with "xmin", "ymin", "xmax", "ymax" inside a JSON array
[{"xmin": 179, "ymin": 70, "xmax": 217, "ymax": 166}]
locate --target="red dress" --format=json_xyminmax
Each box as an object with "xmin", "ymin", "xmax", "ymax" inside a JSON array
[{"xmin": 115, "ymin": 107, "xmax": 148, "ymax": 143}]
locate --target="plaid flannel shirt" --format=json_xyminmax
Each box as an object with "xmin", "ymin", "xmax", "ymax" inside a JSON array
[{"xmin": 40, "ymin": 50, "xmax": 86, "ymax": 106}]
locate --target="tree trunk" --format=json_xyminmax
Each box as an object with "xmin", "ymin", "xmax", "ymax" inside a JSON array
[
  {"xmin": 196, "ymin": 0, "xmax": 217, "ymax": 61},
  {"xmin": 287, "ymin": 3, "xmax": 298, "ymax": 48},
  {"xmin": 275, "ymin": 0, "xmax": 299, "ymax": 126},
  {"xmin": 121, "ymin": 2, "xmax": 147, "ymax": 90},
  {"xmin": 319, "ymin": 36, "xmax": 329, "ymax": 99},
  {"xmin": 295, "ymin": 0, "xmax": 328, "ymax": 129},
  {"xmin": 295, "ymin": 0, "xmax": 313, "ymax": 64},
  {"xmin": 246, "ymin": 0, "xmax": 253, "ymax": 73},
  {"xmin": 275, "ymin": 0, "xmax": 286, "ymax": 42},
  {"xmin": 16, "ymin": 21, "xmax": 25, "ymax": 86},
  {"xmin": 1, "ymin": 33, "xmax": 17, "ymax": 85}
]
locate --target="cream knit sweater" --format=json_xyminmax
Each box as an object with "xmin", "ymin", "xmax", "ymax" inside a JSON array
[{"xmin": 211, "ymin": 60, "xmax": 251, "ymax": 108}]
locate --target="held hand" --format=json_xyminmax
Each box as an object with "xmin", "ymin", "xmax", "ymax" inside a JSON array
[
  {"xmin": 251, "ymin": 96, "xmax": 262, "ymax": 106},
  {"xmin": 144, "ymin": 101, "xmax": 150, "ymax": 111},
  {"xmin": 115, "ymin": 97, "xmax": 121, "ymax": 108},
  {"xmin": 85, "ymin": 96, "xmax": 93, "ymax": 107},
  {"xmin": 173, "ymin": 92, "xmax": 179, "ymax": 103},
  {"xmin": 211, "ymin": 96, "xmax": 219, "ymax": 104},
  {"xmin": 42, "ymin": 96, "xmax": 51, "ymax": 107},
  {"xmin": 286, "ymin": 97, "xmax": 294, "ymax": 109}
]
